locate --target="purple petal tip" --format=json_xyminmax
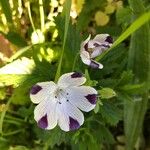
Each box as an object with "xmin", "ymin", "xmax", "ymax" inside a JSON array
[
  {"xmin": 71, "ymin": 72, "xmax": 83, "ymax": 78},
  {"xmin": 69, "ymin": 117, "xmax": 80, "ymax": 131},
  {"xmin": 105, "ymin": 36, "xmax": 113, "ymax": 43},
  {"xmin": 85, "ymin": 94, "xmax": 97, "ymax": 104},
  {"xmin": 30, "ymin": 85, "xmax": 42, "ymax": 95},
  {"xmin": 90, "ymin": 61, "xmax": 99, "ymax": 69},
  {"xmin": 37, "ymin": 114, "xmax": 48, "ymax": 129},
  {"xmin": 84, "ymin": 43, "xmax": 88, "ymax": 51}
]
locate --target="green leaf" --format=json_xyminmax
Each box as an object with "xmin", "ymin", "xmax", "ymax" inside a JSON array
[
  {"xmin": 94, "ymin": 102, "xmax": 100, "ymax": 113},
  {"xmin": 117, "ymin": 71, "xmax": 134, "ymax": 86},
  {"xmin": 10, "ymin": 83, "xmax": 31, "ymax": 105},
  {"xmin": 85, "ymin": 69, "xmax": 98, "ymax": 86},
  {"xmin": 99, "ymin": 88, "xmax": 116, "ymax": 99},
  {"xmin": 119, "ymin": 83, "xmax": 146, "ymax": 94},
  {"xmin": 0, "ymin": 0, "xmax": 13, "ymax": 24},
  {"xmin": 0, "ymin": 137, "xmax": 9, "ymax": 150},
  {"xmin": 0, "ymin": 75, "xmax": 27, "ymax": 87},
  {"xmin": 0, "ymin": 88, "xmax": 6, "ymax": 100},
  {"xmin": 0, "ymin": 57, "xmax": 35, "ymax": 74},
  {"xmin": 124, "ymin": 0, "xmax": 150, "ymax": 149},
  {"xmin": 5, "ymin": 31, "xmax": 27, "ymax": 47},
  {"xmin": 113, "ymin": 11, "xmax": 150, "ymax": 48},
  {"xmin": 55, "ymin": 0, "xmax": 72, "ymax": 81},
  {"xmin": 8, "ymin": 146, "xmax": 29, "ymax": 150},
  {"xmin": 77, "ymin": 0, "xmax": 105, "ymax": 30},
  {"xmin": 8, "ymin": 46, "xmax": 32, "ymax": 62},
  {"xmin": 40, "ymin": 128, "xmax": 66, "ymax": 149},
  {"xmin": 99, "ymin": 102, "xmax": 122, "ymax": 125},
  {"xmin": 96, "ymin": 11, "xmax": 150, "ymax": 61},
  {"xmin": 116, "ymin": 7, "xmax": 132, "ymax": 26},
  {"xmin": 94, "ymin": 124, "xmax": 115, "ymax": 144}
]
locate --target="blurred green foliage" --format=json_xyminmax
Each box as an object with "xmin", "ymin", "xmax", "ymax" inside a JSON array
[{"xmin": 0, "ymin": 0, "xmax": 150, "ymax": 150}]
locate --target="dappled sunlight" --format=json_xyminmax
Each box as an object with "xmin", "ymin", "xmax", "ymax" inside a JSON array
[{"xmin": 0, "ymin": 57, "xmax": 35, "ymax": 74}]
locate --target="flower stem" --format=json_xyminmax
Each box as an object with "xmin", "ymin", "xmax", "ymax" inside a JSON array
[
  {"xmin": 0, "ymin": 98, "xmax": 11, "ymax": 135},
  {"xmin": 2, "ymin": 129, "xmax": 24, "ymax": 136},
  {"xmin": 39, "ymin": 0, "xmax": 45, "ymax": 32},
  {"xmin": 26, "ymin": 1, "xmax": 36, "ymax": 31},
  {"xmin": 54, "ymin": 0, "xmax": 72, "ymax": 82},
  {"xmin": 72, "ymin": 53, "xmax": 79, "ymax": 71}
]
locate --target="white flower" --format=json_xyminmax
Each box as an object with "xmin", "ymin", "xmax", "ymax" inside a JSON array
[
  {"xmin": 30, "ymin": 72, "xmax": 97, "ymax": 131},
  {"xmin": 80, "ymin": 34, "xmax": 113, "ymax": 69}
]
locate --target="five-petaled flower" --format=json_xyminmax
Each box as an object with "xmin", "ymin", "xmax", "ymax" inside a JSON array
[
  {"xmin": 30, "ymin": 72, "xmax": 97, "ymax": 131},
  {"xmin": 80, "ymin": 34, "xmax": 113, "ymax": 69}
]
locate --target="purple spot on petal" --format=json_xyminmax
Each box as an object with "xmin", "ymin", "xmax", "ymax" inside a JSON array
[
  {"xmin": 84, "ymin": 43, "xmax": 88, "ymax": 51},
  {"xmin": 105, "ymin": 36, "xmax": 113, "ymax": 43},
  {"xmin": 30, "ymin": 85, "xmax": 42, "ymax": 95},
  {"xmin": 85, "ymin": 94, "xmax": 97, "ymax": 104},
  {"xmin": 37, "ymin": 114, "xmax": 48, "ymax": 129},
  {"xmin": 90, "ymin": 60, "xmax": 99, "ymax": 69},
  {"xmin": 69, "ymin": 117, "xmax": 80, "ymax": 131},
  {"xmin": 71, "ymin": 72, "xmax": 83, "ymax": 78}
]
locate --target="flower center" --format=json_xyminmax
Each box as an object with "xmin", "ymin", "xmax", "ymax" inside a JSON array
[{"xmin": 54, "ymin": 88, "xmax": 69, "ymax": 104}]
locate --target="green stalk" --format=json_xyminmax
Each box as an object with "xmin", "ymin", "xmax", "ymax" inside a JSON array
[
  {"xmin": 39, "ymin": 0, "xmax": 45, "ymax": 32},
  {"xmin": 96, "ymin": 12, "xmax": 150, "ymax": 62},
  {"xmin": 124, "ymin": 0, "xmax": 150, "ymax": 149},
  {"xmin": 72, "ymin": 53, "xmax": 79, "ymax": 71},
  {"xmin": 54, "ymin": 0, "xmax": 72, "ymax": 82},
  {"xmin": 0, "ymin": 98, "xmax": 11, "ymax": 135},
  {"xmin": 2, "ymin": 129, "xmax": 24, "ymax": 136},
  {"xmin": 26, "ymin": 1, "xmax": 36, "ymax": 31}
]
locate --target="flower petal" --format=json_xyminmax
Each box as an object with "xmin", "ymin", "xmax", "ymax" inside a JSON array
[
  {"xmin": 90, "ymin": 48, "xmax": 103, "ymax": 58},
  {"xmin": 30, "ymin": 81, "xmax": 56, "ymax": 104},
  {"xmin": 58, "ymin": 72, "xmax": 86, "ymax": 87},
  {"xmin": 80, "ymin": 35, "xmax": 91, "ymax": 51},
  {"xmin": 93, "ymin": 34, "xmax": 113, "ymax": 44},
  {"xmin": 56, "ymin": 102, "xmax": 69, "ymax": 131},
  {"xmin": 80, "ymin": 50, "xmax": 91, "ymax": 65},
  {"xmin": 90, "ymin": 60, "xmax": 103, "ymax": 69},
  {"xmin": 65, "ymin": 86, "xmax": 97, "ymax": 112},
  {"xmin": 34, "ymin": 97, "xmax": 57, "ymax": 130},
  {"xmin": 57, "ymin": 101, "xmax": 84, "ymax": 131},
  {"xmin": 80, "ymin": 50, "xmax": 103, "ymax": 69}
]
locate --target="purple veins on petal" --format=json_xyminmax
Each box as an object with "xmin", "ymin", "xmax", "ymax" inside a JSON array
[
  {"xmin": 93, "ymin": 43, "xmax": 101, "ymax": 47},
  {"xmin": 90, "ymin": 60, "xmax": 99, "ymax": 69},
  {"xmin": 71, "ymin": 72, "xmax": 83, "ymax": 78},
  {"xmin": 101, "ymin": 44, "xmax": 110, "ymax": 48},
  {"xmin": 85, "ymin": 94, "xmax": 97, "ymax": 104},
  {"xmin": 30, "ymin": 85, "xmax": 42, "ymax": 95},
  {"xmin": 105, "ymin": 36, "xmax": 113, "ymax": 43},
  {"xmin": 69, "ymin": 117, "xmax": 80, "ymax": 131},
  {"xmin": 37, "ymin": 114, "xmax": 48, "ymax": 129}
]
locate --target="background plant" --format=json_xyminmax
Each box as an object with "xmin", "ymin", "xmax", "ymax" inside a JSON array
[{"xmin": 0, "ymin": 0, "xmax": 150, "ymax": 150}]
